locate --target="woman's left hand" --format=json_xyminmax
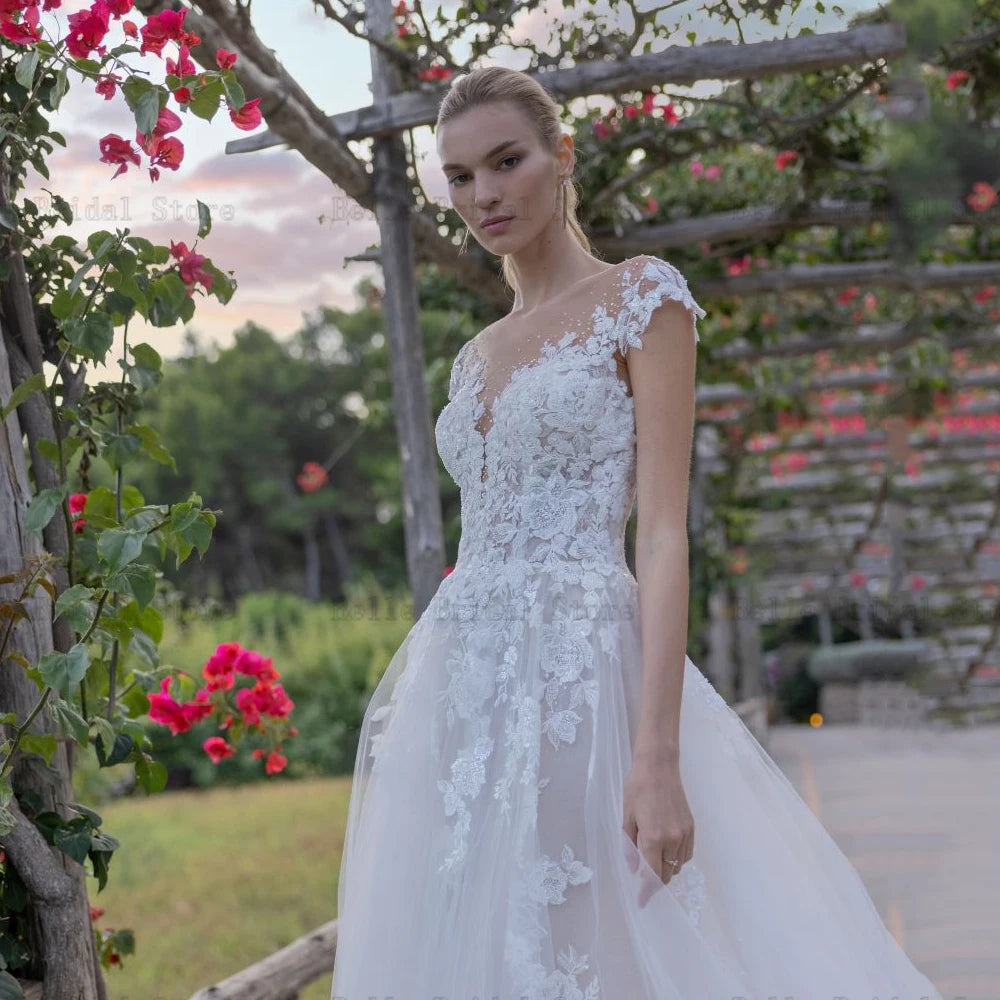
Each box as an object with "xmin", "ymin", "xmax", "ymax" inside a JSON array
[{"xmin": 622, "ymin": 749, "xmax": 694, "ymax": 908}]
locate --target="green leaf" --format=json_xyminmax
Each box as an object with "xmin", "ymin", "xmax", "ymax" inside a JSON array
[
  {"xmin": 90, "ymin": 716, "xmax": 115, "ymax": 756},
  {"xmin": 127, "ymin": 422, "xmax": 175, "ymax": 467},
  {"xmin": 0, "ymin": 969, "xmax": 25, "ymax": 1000},
  {"xmin": 86, "ymin": 230, "xmax": 118, "ymax": 259},
  {"xmin": 19, "ymin": 732, "xmax": 57, "ymax": 765},
  {"xmin": 135, "ymin": 88, "xmax": 162, "ymax": 136},
  {"xmin": 188, "ymin": 78, "xmax": 224, "ymax": 122},
  {"xmin": 97, "ymin": 528, "xmax": 145, "ymax": 573},
  {"xmin": 220, "ymin": 75, "xmax": 245, "ymax": 116},
  {"xmin": 103, "ymin": 431, "xmax": 143, "ymax": 472},
  {"xmin": 128, "ymin": 627, "xmax": 159, "ymax": 666},
  {"xmin": 196, "ymin": 199, "xmax": 212, "ymax": 239},
  {"xmin": 38, "ymin": 644, "xmax": 90, "ymax": 699},
  {"xmin": 105, "ymin": 561, "xmax": 157, "ymax": 611},
  {"xmin": 1, "ymin": 372, "xmax": 46, "ymax": 420},
  {"xmin": 50, "ymin": 286, "xmax": 84, "ymax": 320},
  {"xmin": 0, "ymin": 205, "xmax": 18, "ymax": 231},
  {"xmin": 49, "ymin": 66, "xmax": 69, "ymax": 110},
  {"xmin": 53, "ymin": 819, "xmax": 92, "ymax": 864},
  {"xmin": 63, "ymin": 311, "xmax": 115, "ymax": 362},
  {"xmin": 54, "ymin": 583, "xmax": 95, "ymax": 620},
  {"xmin": 148, "ymin": 271, "xmax": 189, "ymax": 326},
  {"xmin": 47, "ymin": 697, "xmax": 90, "ymax": 746},
  {"xmin": 25, "ymin": 485, "xmax": 69, "ymax": 535},
  {"xmin": 15, "ymin": 49, "xmax": 38, "ymax": 89},
  {"xmin": 96, "ymin": 731, "xmax": 133, "ymax": 768},
  {"xmin": 135, "ymin": 755, "xmax": 167, "ymax": 794}
]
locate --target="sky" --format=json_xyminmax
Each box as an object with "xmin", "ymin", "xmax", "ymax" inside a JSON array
[{"xmin": 22, "ymin": 0, "xmax": 878, "ymax": 374}]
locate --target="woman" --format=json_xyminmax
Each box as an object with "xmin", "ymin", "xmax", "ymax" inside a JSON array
[{"xmin": 330, "ymin": 66, "xmax": 943, "ymax": 1000}]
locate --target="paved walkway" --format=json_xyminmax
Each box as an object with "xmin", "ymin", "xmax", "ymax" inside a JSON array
[{"xmin": 767, "ymin": 722, "xmax": 1000, "ymax": 1000}]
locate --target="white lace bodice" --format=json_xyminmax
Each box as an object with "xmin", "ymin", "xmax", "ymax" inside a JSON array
[{"xmin": 434, "ymin": 254, "xmax": 706, "ymax": 582}]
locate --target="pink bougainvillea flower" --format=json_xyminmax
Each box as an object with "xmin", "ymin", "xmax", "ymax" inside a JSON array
[
  {"xmin": 689, "ymin": 160, "xmax": 703, "ymax": 176},
  {"xmin": 659, "ymin": 103, "xmax": 679, "ymax": 125},
  {"xmin": 148, "ymin": 676, "xmax": 194, "ymax": 734},
  {"xmin": 165, "ymin": 43, "xmax": 196, "ymax": 77},
  {"xmin": 68, "ymin": 490, "xmax": 89, "ymax": 533},
  {"xmin": 725, "ymin": 255, "xmax": 752, "ymax": 276},
  {"xmin": 704, "ymin": 164, "xmax": 722, "ymax": 180},
  {"xmin": 641, "ymin": 91, "xmax": 655, "ymax": 115},
  {"xmin": 65, "ymin": 0, "xmax": 111, "ymax": 59},
  {"xmin": 775, "ymin": 150, "xmax": 799, "ymax": 169},
  {"xmin": 146, "ymin": 134, "xmax": 184, "ymax": 173},
  {"xmin": 229, "ymin": 96, "xmax": 262, "ymax": 131},
  {"xmin": 178, "ymin": 248, "xmax": 213, "ymax": 292},
  {"xmin": 203, "ymin": 736, "xmax": 235, "ymax": 763},
  {"xmin": 139, "ymin": 6, "xmax": 186, "ymax": 56},
  {"xmin": 946, "ymin": 69, "xmax": 969, "ymax": 89},
  {"xmin": 98, "ymin": 133, "xmax": 141, "ymax": 179},
  {"xmin": 121, "ymin": 17, "xmax": 136, "ymax": 37},
  {"xmin": 180, "ymin": 689, "xmax": 214, "ymax": 725},
  {"xmin": 172, "ymin": 85, "xmax": 193, "ymax": 104},
  {"xmin": 94, "ymin": 73, "xmax": 120, "ymax": 100},
  {"xmin": 145, "ymin": 106, "xmax": 183, "ymax": 142},
  {"xmin": 0, "ymin": 3, "xmax": 42, "ymax": 45},
  {"xmin": 234, "ymin": 647, "xmax": 280, "ymax": 683},
  {"xmin": 265, "ymin": 749, "xmax": 287, "ymax": 775},
  {"xmin": 216, "ymin": 46, "xmax": 237, "ymax": 69}
]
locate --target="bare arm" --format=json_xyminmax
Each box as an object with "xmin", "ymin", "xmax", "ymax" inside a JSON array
[
  {"xmin": 628, "ymin": 296, "xmax": 698, "ymax": 762},
  {"xmin": 620, "ymin": 292, "xmax": 699, "ymax": 902}
]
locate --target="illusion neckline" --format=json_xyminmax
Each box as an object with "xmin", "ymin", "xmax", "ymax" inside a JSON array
[{"xmin": 464, "ymin": 322, "xmax": 636, "ymax": 490}]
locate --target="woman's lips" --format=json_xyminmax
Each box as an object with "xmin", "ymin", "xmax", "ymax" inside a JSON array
[{"xmin": 482, "ymin": 216, "xmax": 513, "ymax": 233}]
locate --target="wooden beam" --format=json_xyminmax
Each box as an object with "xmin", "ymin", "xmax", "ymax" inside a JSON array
[
  {"xmin": 226, "ymin": 22, "xmax": 907, "ymax": 152},
  {"xmin": 187, "ymin": 919, "xmax": 339, "ymax": 999}
]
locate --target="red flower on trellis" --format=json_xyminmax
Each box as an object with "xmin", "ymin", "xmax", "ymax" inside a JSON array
[
  {"xmin": 297, "ymin": 461, "xmax": 329, "ymax": 493},
  {"xmin": 967, "ymin": 182, "xmax": 997, "ymax": 213}
]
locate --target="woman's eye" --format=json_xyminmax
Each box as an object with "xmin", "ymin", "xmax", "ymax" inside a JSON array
[{"xmin": 448, "ymin": 155, "xmax": 520, "ymax": 186}]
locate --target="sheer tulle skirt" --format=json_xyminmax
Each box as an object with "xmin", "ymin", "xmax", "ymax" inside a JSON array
[{"xmin": 330, "ymin": 570, "xmax": 943, "ymax": 1000}]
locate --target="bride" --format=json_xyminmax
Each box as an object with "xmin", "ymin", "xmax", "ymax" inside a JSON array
[{"xmin": 330, "ymin": 65, "xmax": 944, "ymax": 1000}]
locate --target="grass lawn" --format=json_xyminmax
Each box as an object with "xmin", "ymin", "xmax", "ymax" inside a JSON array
[{"xmin": 90, "ymin": 774, "xmax": 352, "ymax": 1000}]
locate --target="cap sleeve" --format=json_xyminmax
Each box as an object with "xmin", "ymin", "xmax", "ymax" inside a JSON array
[{"xmin": 611, "ymin": 255, "xmax": 705, "ymax": 356}]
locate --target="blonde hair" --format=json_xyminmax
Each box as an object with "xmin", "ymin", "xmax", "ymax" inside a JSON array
[{"xmin": 436, "ymin": 66, "xmax": 594, "ymax": 295}]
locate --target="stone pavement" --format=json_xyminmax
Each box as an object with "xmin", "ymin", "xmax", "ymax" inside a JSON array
[{"xmin": 767, "ymin": 722, "xmax": 1000, "ymax": 1000}]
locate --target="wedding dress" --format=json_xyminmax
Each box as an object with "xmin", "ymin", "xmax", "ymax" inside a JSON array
[{"xmin": 330, "ymin": 255, "xmax": 943, "ymax": 1000}]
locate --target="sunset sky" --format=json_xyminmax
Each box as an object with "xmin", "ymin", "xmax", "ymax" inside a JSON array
[{"xmin": 23, "ymin": 1, "xmax": 872, "ymax": 376}]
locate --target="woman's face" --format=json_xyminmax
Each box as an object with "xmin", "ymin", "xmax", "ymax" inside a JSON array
[{"xmin": 437, "ymin": 101, "xmax": 569, "ymax": 254}]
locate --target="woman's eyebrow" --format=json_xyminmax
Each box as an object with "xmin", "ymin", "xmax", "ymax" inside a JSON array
[{"xmin": 442, "ymin": 139, "xmax": 520, "ymax": 171}]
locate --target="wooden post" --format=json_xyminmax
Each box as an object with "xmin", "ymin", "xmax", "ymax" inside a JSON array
[{"xmin": 365, "ymin": 0, "xmax": 447, "ymax": 619}]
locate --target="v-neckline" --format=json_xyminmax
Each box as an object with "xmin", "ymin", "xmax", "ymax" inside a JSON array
[{"xmin": 465, "ymin": 258, "xmax": 641, "ymax": 454}]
